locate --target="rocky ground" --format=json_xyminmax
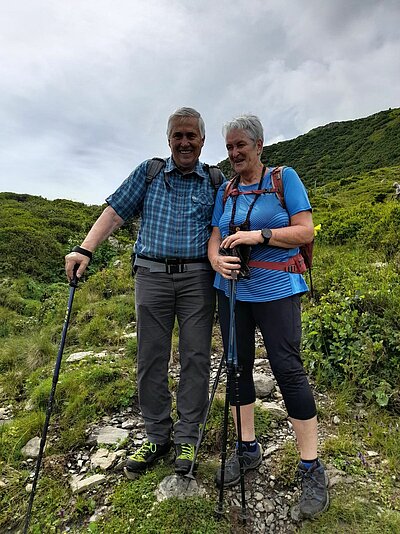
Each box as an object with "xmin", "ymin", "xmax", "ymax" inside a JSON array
[{"xmin": 3, "ymin": 329, "xmax": 353, "ymax": 533}]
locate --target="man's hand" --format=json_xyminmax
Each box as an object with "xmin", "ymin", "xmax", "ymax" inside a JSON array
[{"xmin": 65, "ymin": 252, "xmax": 90, "ymax": 281}]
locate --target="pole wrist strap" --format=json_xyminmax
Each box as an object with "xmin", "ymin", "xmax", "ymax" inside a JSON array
[{"xmin": 72, "ymin": 246, "xmax": 93, "ymax": 260}]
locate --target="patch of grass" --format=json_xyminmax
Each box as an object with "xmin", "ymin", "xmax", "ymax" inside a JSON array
[
  {"xmin": 273, "ymin": 439, "xmax": 299, "ymax": 486},
  {"xmin": 0, "ymin": 472, "xmax": 71, "ymax": 533},
  {"xmin": 299, "ymin": 487, "xmax": 400, "ymax": 534},
  {"xmin": 322, "ymin": 434, "xmax": 366, "ymax": 475},
  {"xmin": 361, "ymin": 409, "xmax": 400, "ymax": 475},
  {"xmin": 26, "ymin": 360, "xmax": 136, "ymax": 452},
  {"xmin": 90, "ymin": 465, "xmax": 229, "ymax": 534},
  {"xmin": 0, "ymin": 411, "xmax": 45, "ymax": 463}
]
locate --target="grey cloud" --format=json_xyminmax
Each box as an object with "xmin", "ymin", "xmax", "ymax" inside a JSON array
[{"xmin": 1, "ymin": 0, "xmax": 399, "ymax": 204}]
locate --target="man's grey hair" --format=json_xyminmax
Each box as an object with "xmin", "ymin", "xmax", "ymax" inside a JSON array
[
  {"xmin": 167, "ymin": 107, "xmax": 205, "ymax": 138},
  {"xmin": 222, "ymin": 114, "xmax": 264, "ymax": 144}
]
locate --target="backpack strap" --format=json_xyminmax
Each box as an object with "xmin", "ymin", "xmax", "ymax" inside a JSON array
[
  {"xmin": 203, "ymin": 164, "xmax": 225, "ymax": 193},
  {"xmin": 248, "ymin": 252, "xmax": 306, "ymax": 274},
  {"xmin": 146, "ymin": 158, "xmax": 224, "ymax": 195},
  {"xmin": 270, "ymin": 166, "xmax": 286, "ymax": 209},
  {"xmin": 145, "ymin": 157, "xmax": 167, "ymax": 184}
]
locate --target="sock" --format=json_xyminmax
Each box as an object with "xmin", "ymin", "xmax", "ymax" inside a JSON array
[
  {"xmin": 300, "ymin": 458, "xmax": 319, "ymax": 470},
  {"xmin": 240, "ymin": 440, "xmax": 258, "ymax": 453}
]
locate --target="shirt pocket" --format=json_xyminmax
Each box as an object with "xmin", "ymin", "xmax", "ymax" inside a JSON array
[{"xmin": 191, "ymin": 192, "xmax": 215, "ymax": 222}]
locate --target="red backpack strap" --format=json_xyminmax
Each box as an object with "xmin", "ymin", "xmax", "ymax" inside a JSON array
[
  {"xmin": 270, "ymin": 166, "xmax": 286, "ymax": 209},
  {"xmin": 222, "ymin": 175, "xmax": 240, "ymax": 205}
]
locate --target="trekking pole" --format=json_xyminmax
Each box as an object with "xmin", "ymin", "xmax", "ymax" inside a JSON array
[
  {"xmin": 185, "ymin": 354, "xmax": 225, "ymax": 481},
  {"xmin": 216, "ymin": 275, "xmax": 247, "ymax": 523},
  {"xmin": 23, "ymin": 269, "xmax": 79, "ymax": 534}
]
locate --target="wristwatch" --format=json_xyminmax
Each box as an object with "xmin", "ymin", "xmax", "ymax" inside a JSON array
[{"xmin": 261, "ymin": 228, "xmax": 272, "ymax": 244}]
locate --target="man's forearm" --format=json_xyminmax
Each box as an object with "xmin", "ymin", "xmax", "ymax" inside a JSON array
[{"xmin": 81, "ymin": 205, "xmax": 125, "ymax": 252}]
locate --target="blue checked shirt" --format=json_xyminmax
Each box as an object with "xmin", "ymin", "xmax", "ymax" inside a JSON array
[{"xmin": 106, "ymin": 157, "xmax": 219, "ymax": 259}]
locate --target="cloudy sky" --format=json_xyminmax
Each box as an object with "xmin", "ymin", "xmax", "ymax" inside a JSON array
[{"xmin": 1, "ymin": 0, "xmax": 399, "ymax": 205}]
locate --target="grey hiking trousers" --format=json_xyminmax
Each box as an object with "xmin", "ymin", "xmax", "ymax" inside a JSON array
[{"xmin": 135, "ymin": 266, "xmax": 215, "ymax": 444}]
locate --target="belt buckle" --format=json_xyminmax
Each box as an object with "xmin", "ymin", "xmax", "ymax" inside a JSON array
[{"xmin": 166, "ymin": 263, "xmax": 186, "ymax": 274}]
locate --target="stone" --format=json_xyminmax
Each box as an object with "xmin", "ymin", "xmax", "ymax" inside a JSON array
[
  {"xmin": 21, "ymin": 437, "xmax": 42, "ymax": 458},
  {"xmin": 90, "ymin": 448, "xmax": 118, "ymax": 470},
  {"xmin": 122, "ymin": 332, "xmax": 137, "ymax": 339},
  {"xmin": 254, "ymin": 373, "xmax": 275, "ymax": 398},
  {"xmin": 333, "ymin": 415, "xmax": 341, "ymax": 424},
  {"xmin": 66, "ymin": 351, "xmax": 94, "ymax": 363},
  {"xmin": 155, "ymin": 475, "xmax": 206, "ymax": 502},
  {"xmin": 262, "ymin": 402, "xmax": 287, "ymax": 420},
  {"xmin": 264, "ymin": 498, "xmax": 275, "ymax": 513},
  {"xmin": 95, "ymin": 426, "xmax": 129, "ymax": 445},
  {"xmin": 70, "ymin": 474, "xmax": 106, "ymax": 494}
]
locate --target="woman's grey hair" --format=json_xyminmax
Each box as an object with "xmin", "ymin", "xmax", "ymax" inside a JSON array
[
  {"xmin": 167, "ymin": 107, "xmax": 205, "ymax": 138},
  {"xmin": 222, "ymin": 114, "xmax": 264, "ymax": 144}
]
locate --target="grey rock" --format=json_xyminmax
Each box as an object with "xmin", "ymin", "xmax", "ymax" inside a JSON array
[
  {"xmin": 66, "ymin": 351, "xmax": 94, "ymax": 363},
  {"xmin": 21, "ymin": 437, "xmax": 42, "ymax": 458},
  {"xmin": 254, "ymin": 373, "xmax": 275, "ymax": 398},
  {"xmin": 262, "ymin": 402, "xmax": 287, "ymax": 420},
  {"xmin": 95, "ymin": 426, "xmax": 129, "ymax": 445},
  {"xmin": 90, "ymin": 448, "xmax": 118, "ymax": 470},
  {"xmin": 70, "ymin": 474, "xmax": 106, "ymax": 494},
  {"xmin": 155, "ymin": 474, "xmax": 206, "ymax": 502}
]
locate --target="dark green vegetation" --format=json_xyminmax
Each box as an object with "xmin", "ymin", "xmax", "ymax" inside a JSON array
[
  {"xmin": 1, "ymin": 107, "xmax": 400, "ymax": 532},
  {"xmin": 219, "ymin": 107, "xmax": 400, "ymax": 187}
]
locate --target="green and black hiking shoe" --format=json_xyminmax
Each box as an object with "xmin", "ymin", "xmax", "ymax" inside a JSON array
[
  {"xmin": 174, "ymin": 443, "xmax": 195, "ymax": 474},
  {"xmin": 125, "ymin": 440, "xmax": 171, "ymax": 478}
]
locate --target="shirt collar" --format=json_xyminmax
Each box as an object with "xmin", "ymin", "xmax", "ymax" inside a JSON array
[{"xmin": 165, "ymin": 156, "xmax": 207, "ymax": 179}]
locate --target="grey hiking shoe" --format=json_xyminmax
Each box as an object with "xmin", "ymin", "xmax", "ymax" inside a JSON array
[
  {"xmin": 125, "ymin": 440, "xmax": 171, "ymax": 475},
  {"xmin": 174, "ymin": 443, "xmax": 195, "ymax": 474},
  {"xmin": 215, "ymin": 443, "xmax": 263, "ymax": 487},
  {"xmin": 298, "ymin": 461, "xmax": 329, "ymax": 518}
]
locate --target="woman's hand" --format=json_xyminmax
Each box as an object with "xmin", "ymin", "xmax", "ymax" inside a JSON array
[{"xmin": 220, "ymin": 230, "xmax": 263, "ymax": 249}]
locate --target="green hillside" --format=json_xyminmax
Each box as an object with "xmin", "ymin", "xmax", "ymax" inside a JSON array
[
  {"xmin": 219, "ymin": 107, "xmax": 400, "ymax": 187},
  {"xmin": 0, "ymin": 193, "xmax": 131, "ymax": 281}
]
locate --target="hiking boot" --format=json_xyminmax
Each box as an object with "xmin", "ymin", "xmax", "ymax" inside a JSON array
[
  {"xmin": 298, "ymin": 461, "xmax": 329, "ymax": 518},
  {"xmin": 215, "ymin": 443, "xmax": 263, "ymax": 487},
  {"xmin": 174, "ymin": 443, "xmax": 195, "ymax": 474},
  {"xmin": 125, "ymin": 440, "xmax": 171, "ymax": 475}
]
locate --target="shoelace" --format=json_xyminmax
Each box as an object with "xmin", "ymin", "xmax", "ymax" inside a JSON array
[
  {"xmin": 300, "ymin": 469, "xmax": 325, "ymax": 500},
  {"xmin": 131, "ymin": 441, "xmax": 156, "ymax": 461},
  {"xmin": 177, "ymin": 444, "xmax": 194, "ymax": 460}
]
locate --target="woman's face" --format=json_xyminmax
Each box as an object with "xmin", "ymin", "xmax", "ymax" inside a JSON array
[{"xmin": 225, "ymin": 129, "xmax": 263, "ymax": 176}]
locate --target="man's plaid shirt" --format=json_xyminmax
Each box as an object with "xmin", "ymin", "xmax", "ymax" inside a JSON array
[{"xmin": 106, "ymin": 157, "xmax": 219, "ymax": 259}]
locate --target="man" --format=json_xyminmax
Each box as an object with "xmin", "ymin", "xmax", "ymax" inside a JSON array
[{"xmin": 65, "ymin": 107, "xmax": 224, "ymax": 476}]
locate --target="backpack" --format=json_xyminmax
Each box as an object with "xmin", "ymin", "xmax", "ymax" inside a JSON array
[
  {"xmin": 223, "ymin": 166, "xmax": 314, "ymax": 296},
  {"xmin": 146, "ymin": 157, "xmax": 225, "ymax": 193}
]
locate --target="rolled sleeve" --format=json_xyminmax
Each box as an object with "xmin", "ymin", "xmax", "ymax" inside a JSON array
[{"xmin": 105, "ymin": 160, "xmax": 149, "ymax": 221}]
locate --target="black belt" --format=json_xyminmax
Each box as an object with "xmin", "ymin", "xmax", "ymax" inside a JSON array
[{"xmin": 135, "ymin": 254, "xmax": 211, "ymax": 274}]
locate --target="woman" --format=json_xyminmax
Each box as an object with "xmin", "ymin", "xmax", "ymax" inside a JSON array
[{"xmin": 208, "ymin": 115, "xmax": 328, "ymax": 519}]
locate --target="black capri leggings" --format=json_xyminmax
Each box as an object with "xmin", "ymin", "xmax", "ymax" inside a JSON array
[{"xmin": 217, "ymin": 290, "xmax": 316, "ymax": 421}]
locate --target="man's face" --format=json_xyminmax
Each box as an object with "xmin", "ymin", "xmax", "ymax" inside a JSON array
[{"xmin": 168, "ymin": 117, "xmax": 204, "ymax": 173}]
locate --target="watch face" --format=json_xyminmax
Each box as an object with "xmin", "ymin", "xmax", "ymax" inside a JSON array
[{"xmin": 262, "ymin": 228, "xmax": 272, "ymax": 242}]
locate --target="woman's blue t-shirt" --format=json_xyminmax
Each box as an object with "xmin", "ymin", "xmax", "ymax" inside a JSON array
[{"xmin": 212, "ymin": 167, "xmax": 311, "ymax": 302}]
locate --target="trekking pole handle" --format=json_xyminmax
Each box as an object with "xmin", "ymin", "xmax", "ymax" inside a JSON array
[{"xmin": 69, "ymin": 264, "xmax": 80, "ymax": 288}]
